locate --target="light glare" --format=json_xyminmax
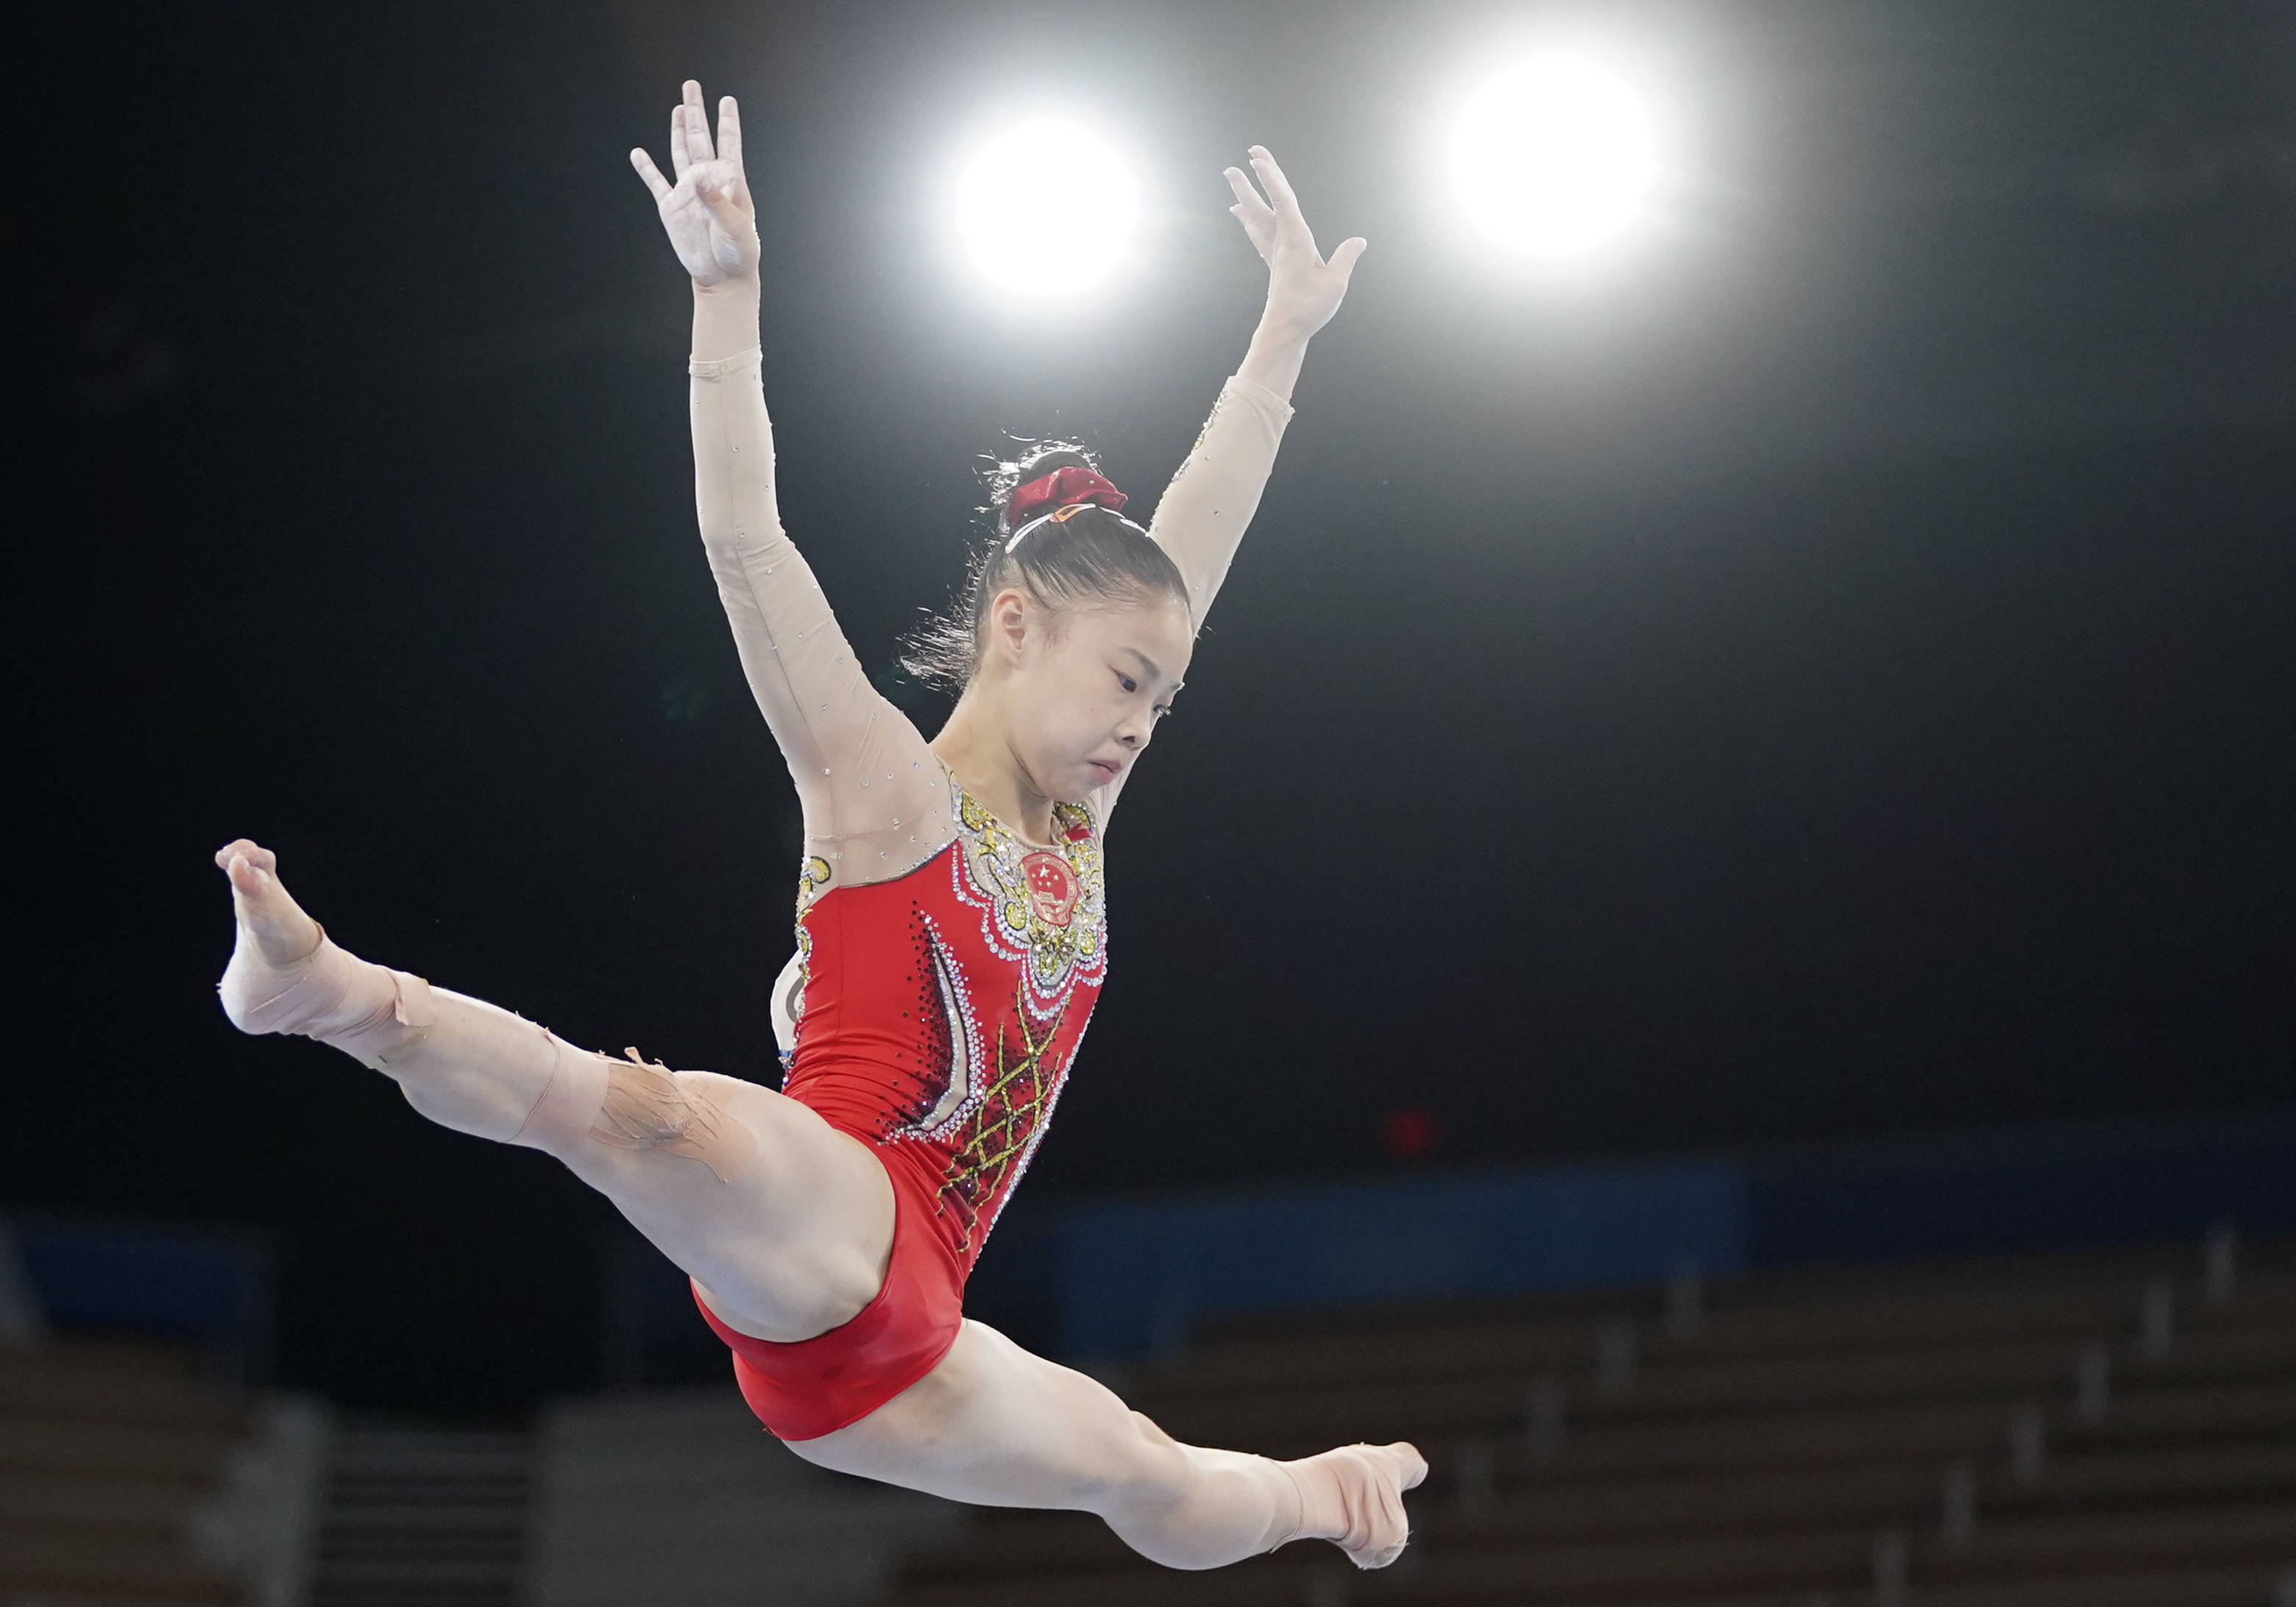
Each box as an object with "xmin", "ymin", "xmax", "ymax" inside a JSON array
[
  {"xmin": 952, "ymin": 118, "xmax": 1140, "ymax": 299},
  {"xmin": 1450, "ymin": 55, "xmax": 1662, "ymax": 258}
]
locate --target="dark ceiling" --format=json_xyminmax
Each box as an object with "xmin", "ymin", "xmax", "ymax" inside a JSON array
[{"xmin": 14, "ymin": 0, "xmax": 2294, "ymax": 1410}]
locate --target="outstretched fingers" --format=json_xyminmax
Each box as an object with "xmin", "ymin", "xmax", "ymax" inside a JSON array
[
  {"xmin": 1227, "ymin": 146, "xmax": 1367, "ymax": 333},
  {"xmin": 1248, "ymin": 146, "xmax": 1310, "ymax": 232},
  {"xmin": 631, "ymin": 146, "xmax": 672, "ymax": 201},
  {"xmin": 680, "ymin": 80, "xmax": 715, "ymax": 165},
  {"xmin": 716, "ymin": 94, "xmax": 742, "ymax": 173},
  {"xmin": 1224, "ymin": 163, "xmax": 1269, "ymax": 212},
  {"xmin": 1224, "ymin": 164, "xmax": 1276, "ymax": 256}
]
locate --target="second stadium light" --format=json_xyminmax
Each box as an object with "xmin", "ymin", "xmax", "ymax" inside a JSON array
[
  {"xmin": 1447, "ymin": 52, "xmax": 1665, "ymax": 260},
  {"xmin": 949, "ymin": 116, "xmax": 1143, "ymax": 302}
]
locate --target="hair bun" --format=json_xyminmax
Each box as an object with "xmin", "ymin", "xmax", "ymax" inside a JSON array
[
  {"xmin": 1007, "ymin": 466, "xmax": 1130, "ymax": 531},
  {"xmin": 903, "ymin": 436, "xmax": 1186, "ymax": 695},
  {"xmin": 994, "ymin": 444, "xmax": 1107, "ymax": 531}
]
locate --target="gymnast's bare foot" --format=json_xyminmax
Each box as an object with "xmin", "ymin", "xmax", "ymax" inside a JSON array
[
  {"xmin": 215, "ymin": 839, "xmax": 322, "ymax": 975},
  {"xmin": 1286, "ymin": 1440, "xmax": 1426, "ymax": 1569}
]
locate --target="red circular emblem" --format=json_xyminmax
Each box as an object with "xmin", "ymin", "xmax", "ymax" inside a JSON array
[{"xmin": 1019, "ymin": 851, "xmax": 1080, "ymax": 928}]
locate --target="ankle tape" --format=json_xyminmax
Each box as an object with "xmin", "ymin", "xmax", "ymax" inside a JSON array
[
  {"xmin": 1263, "ymin": 1461, "xmax": 1311, "ymax": 1554},
  {"xmin": 221, "ymin": 926, "xmax": 436, "ymax": 1068}
]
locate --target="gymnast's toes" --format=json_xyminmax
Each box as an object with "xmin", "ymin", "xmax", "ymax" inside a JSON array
[
  {"xmin": 1347, "ymin": 1441, "xmax": 1425, "ymax": 1569},
  {"xmin": 1289, "ymin": 1439, "xmax": 1424, "ymax": 1569},
  {"xmin": 216, "ymin": 838, "xmax": 323, "ymax": 969}
]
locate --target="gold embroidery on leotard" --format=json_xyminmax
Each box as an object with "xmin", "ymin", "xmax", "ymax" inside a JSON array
[
  {"xmin": 937, "ymin": 988, "xmax": 1070, "ymax": 1254},
  {"xmin": 780, "ymin": 855, "xmax": 834, "ymax": 1053},
  {"xmin": 797, "ymin": 854, "xmax": 832, "ymax": 905},
  {"xmin": 949, "ymin": 790, "xmax": 1105, "ymax": 1007}
]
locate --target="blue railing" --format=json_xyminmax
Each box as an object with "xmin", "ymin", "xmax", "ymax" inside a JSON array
[
  {"xmin": 0, "ymin": 1216, "xmax": 270, "ymax": 1373},
  {"xmin": 966, "ymin": 1108, "xmax": 2296, "ymax": 1359}
]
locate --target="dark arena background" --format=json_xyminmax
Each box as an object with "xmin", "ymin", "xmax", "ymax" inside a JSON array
[{"xmin": 10, "ymin": 1, "xmax": 2296, "ymax": 1603}]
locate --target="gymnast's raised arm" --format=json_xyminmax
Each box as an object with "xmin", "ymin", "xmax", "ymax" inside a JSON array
[
  {"xmin": 631, "ymin": 83, "xmax": 948, "ymax": 887},
  {"xmin": 1091, "ymin": 149, "xmax": 1367, "ymax": 820},
  {"xmin": 1148, "ymin": 148, "xmax": 1366, "ymax": 617}
]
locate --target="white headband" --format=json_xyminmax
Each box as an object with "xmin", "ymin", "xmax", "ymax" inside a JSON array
[{"xmin": 1003, "ymin": 501, "xmax": 1094, "ymax": 554}]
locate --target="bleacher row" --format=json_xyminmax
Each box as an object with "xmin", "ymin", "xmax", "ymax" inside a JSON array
[
  {"xmin": 890, "ymin": 1233, "xmax": 2296, "ymax": 1607},
  {"xmin": 7, "ymin": 1233, "xmax": 2293, "ymax": 1607},
  {"xmin": 0, "ymin": 1338, "xmax": 250, "ymax": 1606}
]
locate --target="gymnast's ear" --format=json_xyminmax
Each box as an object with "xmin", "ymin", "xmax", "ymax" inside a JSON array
[{"xmin": 981, "ymin": 582, "xmax": 1041, "ymax": 669}]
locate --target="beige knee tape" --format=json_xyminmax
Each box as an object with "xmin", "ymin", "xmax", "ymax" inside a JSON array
[
  {"xmin": 584, "ymin": 1051, "xmax": 759, "ymax": 1184},
  {"xmin": 508, "ymin": 1032, "xmax": 610, "ymax": 1154}
]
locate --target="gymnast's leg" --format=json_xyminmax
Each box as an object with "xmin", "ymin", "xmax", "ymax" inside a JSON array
[
  {"xmin": 786, "ymin": 1319, "xmax": 1426, "ymax": 1571},
  {"xmin": 212, "ymin": 839, "xmax": 892, "ymax": 1342}
]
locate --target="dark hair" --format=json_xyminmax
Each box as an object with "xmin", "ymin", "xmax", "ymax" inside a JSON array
[{"xmin": 899, "ymin": 442, "xmax": 1191, "ymax": 694}]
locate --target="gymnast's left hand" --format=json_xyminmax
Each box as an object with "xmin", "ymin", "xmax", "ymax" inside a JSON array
[
  {"xmin": 1225, "ymin": 146, "xmax": 1367, "ymax": 341},
  {"xmin": 630, "ymin": 80, "xmax": 759, "ymax": 289}
]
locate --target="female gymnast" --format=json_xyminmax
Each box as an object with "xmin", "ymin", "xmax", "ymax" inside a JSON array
[{"xmin": 215, "ymin": 79, "xmax": 1423, "ymax": 1571}]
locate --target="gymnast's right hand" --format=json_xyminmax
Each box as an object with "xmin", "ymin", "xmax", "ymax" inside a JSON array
[{"xmin": 630, "ymin": 80, "xmax": 758, "ymax": 288}]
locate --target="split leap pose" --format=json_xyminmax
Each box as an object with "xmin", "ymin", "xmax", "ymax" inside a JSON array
[{"xmin": 216, "ymin": 80, "xmax": 1422, "ymax": 1569}]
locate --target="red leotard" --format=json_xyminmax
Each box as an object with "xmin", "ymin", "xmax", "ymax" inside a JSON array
[{"xmin": 694, "ymin": 784, "xmax": 1107, "ymax": 1439}]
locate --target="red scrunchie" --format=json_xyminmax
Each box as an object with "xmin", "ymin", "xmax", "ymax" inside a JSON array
[{"xmin": 1007, "ymin": 466, "xmax": 1128, "ymax": 529}]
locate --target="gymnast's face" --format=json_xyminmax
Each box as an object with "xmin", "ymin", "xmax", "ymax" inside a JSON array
[{"xmin": 982, "ymin": 587, "xmax": 1194, "ymax": 805}]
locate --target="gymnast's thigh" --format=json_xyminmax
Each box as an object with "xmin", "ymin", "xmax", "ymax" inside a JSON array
[
  {"xmin": 559, "ymin": 1068, "xmax": 896, "ymax": 1341},
  {"xmin": 784, "ymin": 1319, "xmax": 1166, "ymax": 1510}
]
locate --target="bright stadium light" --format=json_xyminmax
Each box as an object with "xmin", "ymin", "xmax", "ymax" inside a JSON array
[
  {"xmin": 950, "ymin": 117, "xmax": 1141, "ymax": 301},
  {"xmin": 1448, "ymin": 53, "xmax": 1663, "ymax": 258}
]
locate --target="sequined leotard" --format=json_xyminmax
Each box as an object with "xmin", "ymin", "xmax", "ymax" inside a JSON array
[
  {"xmin": 681, "ymin": 347, "xmax": 1291, "ymax": 1439},
  {"xmin": 783, "ymin": 785, "xmax": 1107, "ymax": 1260}
]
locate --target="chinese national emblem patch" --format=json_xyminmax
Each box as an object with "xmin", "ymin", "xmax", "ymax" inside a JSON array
[{"xmin": 1020, "ymin": 851, "xmax": 1080, "ymax": 928}]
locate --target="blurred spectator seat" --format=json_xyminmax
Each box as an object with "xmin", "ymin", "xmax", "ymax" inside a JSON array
[
  {"xmin": 885, "ymin": 1231, "xmax": 2296, "ymax": 1606},
  {"xmin": 0, "ymin": 1336, "xmax": 253, "ymax": 1606}
]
